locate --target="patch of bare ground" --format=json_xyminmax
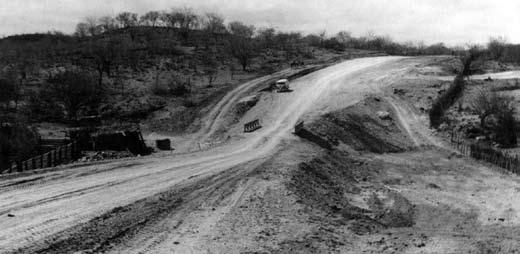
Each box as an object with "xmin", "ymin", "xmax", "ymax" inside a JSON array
[{"xmin": 13, "ymin": 158, "xmax": 264, "ymax": 254}]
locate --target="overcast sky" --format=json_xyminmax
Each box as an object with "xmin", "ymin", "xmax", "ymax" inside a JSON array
[{"xmin": 0, "ymin": 0, "xmax": 519, "ymax": 45}]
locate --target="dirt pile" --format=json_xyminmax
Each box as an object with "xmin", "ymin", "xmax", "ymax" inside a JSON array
[
  {"xmin": 288, "ymin": 151, "xmax": 416, "ymax": 237},
  {"xmin": 305, "ymin": 96, "xmax": 415, "ymax": 153}
]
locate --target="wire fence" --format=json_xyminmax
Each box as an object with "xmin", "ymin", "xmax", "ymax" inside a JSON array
[
  {"xmin": 450, "ymin": 132, "xmax": 520, "ymax": 174},
  {"xmin": 1, "ymin": 142, "xmax": 81, "ymax": 174}
]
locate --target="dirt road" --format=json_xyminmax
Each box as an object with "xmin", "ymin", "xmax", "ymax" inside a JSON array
[{"xmin": 0, "ymin": 56, "xmax": 432, "ymax": 253}]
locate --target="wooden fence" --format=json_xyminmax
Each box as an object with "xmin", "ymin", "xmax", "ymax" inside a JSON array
[
  {"xmin": 2, "ymin": 142, "xmax": 81, "ymax": 174},
  {"xmin": 244, "ymin": 119, "xmax": 262, "ymax": 133},
  {"xmin": 450, "ymin": 133, "xmax": 520, "ymax": 174}
]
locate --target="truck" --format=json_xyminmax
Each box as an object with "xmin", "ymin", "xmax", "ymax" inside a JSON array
[{"xmin": 275, "ymin": 79, "xmax": 290, "ymax": 92}]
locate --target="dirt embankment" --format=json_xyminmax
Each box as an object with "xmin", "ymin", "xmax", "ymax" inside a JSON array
[
  {"xmin": 285, "ymin": 94, "xmax": 520, "ymax": 253},
  {"xmin": 303, "ymin": 96, "xmax": 415, "ymax": 153}
]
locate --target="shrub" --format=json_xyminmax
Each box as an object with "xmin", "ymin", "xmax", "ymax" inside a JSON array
[
  {"xmin": 495, "ymin": 108, "xmax": 517, "ymax": 148},
  {"xmin": 43, "ymin": 70, "xmax": 104, "ymax": 122},
  {"xmin": 470, "ymin": 88, "xmax": 517, "ymax": 147},
  {"xmin": 429, "ymin": 74, "xmax": 465, "ymax": 128},
  {"xmin": 152, "ymin": 75, "xmax": 191, "ymax": 97},
  {"xmin": 429, "ymin": 50, "xmax": 480, "ymax": 128},
  {"xmin": 167, "ymin": 79, "xmax": 191, "ymax": 96},
  {"xmin": 470, "ymin": 88, "xmax": 511, "ymax": 128},
  {"xmin": 0, "ymin": 122, "xmax": 39, "ymax": 170}
]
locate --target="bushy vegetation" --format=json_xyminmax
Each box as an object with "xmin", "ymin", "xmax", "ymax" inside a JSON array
[
  {"xmin": 429, "ymin": 74, "xmax": 466, "ymax": 128},
  {"xmin": 485, "ymin": 36, "xmax": 520, "ymax": 65},
  {"xmin": 429, "ymin": 49, "xmax": 480, "ymax": 128},
  {"xmin": 471, "ymin": 88, "xmax": 517, "ymax": 147},
  {"xmin": 0, "ymin": 73, "xmax": 39, "ymax": 170},
  {"xmin": 0, "ymin": 122, "xmax": 39, "ymax": 170}
]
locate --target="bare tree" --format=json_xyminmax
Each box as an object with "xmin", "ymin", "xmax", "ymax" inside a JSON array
[
  {"xmin": 160, "ymin": 10, "xmax": 182, "ymax": 28},
  {"xmin": 0, "ymin": 77, "xmax": 21, "ymax": 112},
  {"xmin": 471, "ymin": 88, "xmax": 514, "ymax": 129},
  {"xmin": 202, "ymin": 49, "xmax": 219, "ymax": 86},
  {"xmin": 116, "ymin": 12, "xmax": 139, "ymax": 28},
  {"xmin": 99, "ymin": 16, "xmax": 116, "ymax": 33},
  {"xmin": 175, "ymin": 7, "xmax": 200, "ymax": 40},
  {"xmin": 335, "ymin": 31, "xmax": 352, "ymax": 45},
  {"xmin": 75, "ymin": 22, "xmax": 89, "ymax": 37},
  {"xmin": 487, "ymin": 36, "xmax": 508, "ymax": 60},
  {"xmin": 85, "ymin": 17, "xmax": 101, "ymax": 36},
  {"xmin": 202, "ymin": 13, "xmax": 226, "ymax": 47},
  {"xmin": 318, "ymin": 30, "xmax": 327, "ymax": 46},
  {"xmin": 502, "ymin": 44, "xmax": 520, "ymax": 65},
  {"xmin": 84, "ymin": 36, "xmax": 125, "ymax": 87},
  {"xmin": 140, "ymin": 11, "xmax": 161, "ymax": 27},
  {"xmin": 471, "ymin": 88, "xmax": 517, "ymax": 147},
  {"xmin": 228, "ymin": 21, "xmax": 256, "ymax": 71},
  {"xmin": 257, "ymin": 27, "xmax": 276, "ymax": 49},
  {"xmin": 45, "ymin": 70, "xmax": 104, "ymax": 121},
  {"xmin": 228, "ymin": 21, "xmax": 255, "ymax": 38}
]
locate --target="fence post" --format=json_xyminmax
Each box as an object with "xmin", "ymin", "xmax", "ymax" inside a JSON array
[
  {"xmin": 76, "ymin": 141, "xmax": 80, "ymax": 159},
  {"xmin": 32, "ymin": 157, "xmax": 36, "ymax": 171},
  {"xmin": 58, "ymin": 147, "xmax": 62, "ymax": 164},
  {"xmin": 40, "ymin": 155, "xmax": 44, "ymax": 168},
  {"xmin": 48, "ymin": 152, "xmax": 52, "ymax": 167},
  {"xmin": 68, "ymin": 144, "xmax": 73, "ymax": 162},
  {"xmin": 71, "ymin": 142, "xmax": 76, "ymax": 160},
  {"xmin": 53, "ymin": 150, "xmax": 58, "ymax": 166}
]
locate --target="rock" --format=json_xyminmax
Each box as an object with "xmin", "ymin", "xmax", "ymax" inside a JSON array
[
  {"xmin": 330, "ymin": 205, "xmax": 342, "ymax": 212},
  {"xmin": 376, "ymin": 111, "xmax": 392, "ymax": 120},
  {"xmin": 393, "ymin": 88, "xmax": 406, "ymax": 95},
  {"xmin": 437, "ymin": 123, "xmax": 449, "ymax": 131},
  {"xmin": 475, "ymin": 136, "xmax": 486, "ymax": 141},
  {"xmin": 427, "ymin": 183, "xmax": 441, "ymax": 189},
  {"xmin": 7, "ymin": 214, "xmax": 15, "ymax": 217}
]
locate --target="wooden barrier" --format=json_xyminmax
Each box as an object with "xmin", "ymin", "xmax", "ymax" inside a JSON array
[
  {"xmin": 2, "ymin": 141, "xmax": 81, "ymax": 174},
  {"xmin": 244, "ymin": 119, "xmax": 262, "ymax": 133}
]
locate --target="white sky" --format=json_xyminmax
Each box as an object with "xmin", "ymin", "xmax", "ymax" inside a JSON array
[{"xmin": 0, "ymin": 0, "xmax": 519, "ymax": 45}]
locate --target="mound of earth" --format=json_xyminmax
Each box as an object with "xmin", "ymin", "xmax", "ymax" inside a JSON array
[{"xmin": 305, "ymin": 96, "xmax": 415, "ymax": 153}]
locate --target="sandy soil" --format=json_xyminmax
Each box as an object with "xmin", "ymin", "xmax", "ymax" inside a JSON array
[
  {"xmin": 3, "ymin": 56, "xmax": 520, "ymax": 253},
  {"xmin": 0, "ymin": 56, "xmax": 409, "ymax": 253}
]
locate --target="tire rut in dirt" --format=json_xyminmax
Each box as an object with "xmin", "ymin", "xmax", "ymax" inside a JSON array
[{"xmin": 14, "ymin": 160, "xmax": 262, "ymax": 254}]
